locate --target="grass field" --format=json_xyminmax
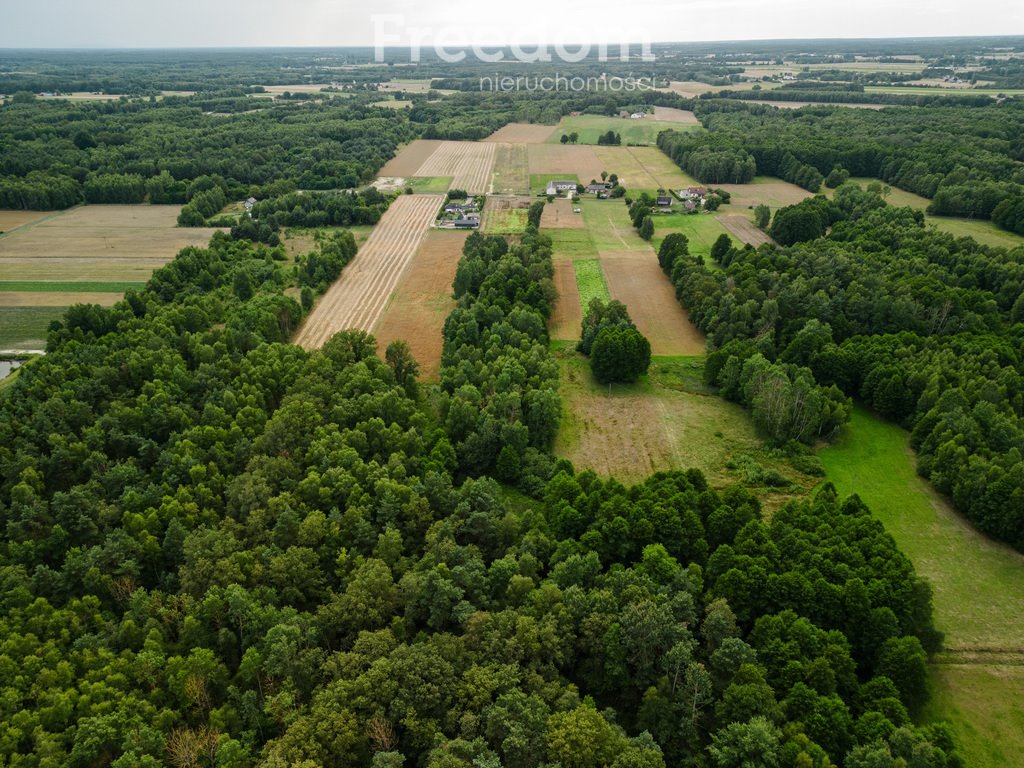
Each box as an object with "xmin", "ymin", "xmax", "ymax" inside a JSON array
[
  {"xmin": 715, "ymin": 176, "xmax": 814, "ymax": 208},
  {"xmin": 406, "ymin": 176, "xmax": 453, "ymax": 194},
  {"xmin": 528, "ymin": 145, "xmax": 606, "ymax": 189},
  {"xmin": 0, "ymin": 307, "xmax": 63, "ymax": 349},
  {"xmin": 555, "ymin": 351, "xmax": 818, "ymax": 504},
  {"xmin": 651, "ymin": 212, "xmax": 738, "ymax": 262},
  {"xmin": 591, "ymin": 146, "xmax": 699, "ymax": 193},
  {"xmin": 839, "ymin": 179, "xmax": 1024, "ymax": 249},
  {"xmin": 545, "ymin": 114, "xmax": 702, "ymax": 146},
  {"xmin": 573, "ymin": 259, "xmax": 610, "ymax": 308},
  {"xmin": 0, "ymin": 280, "xmax": 144, "ymax": 292},
  {"xmin": 547, "ymin": 228, "xmax": 599, "ymax": 258},
  {"xmin": 865, "ymin": 85, "xmax": 1022, "ymax": 96},
  {"xmin": 482, "ymin": 197, "xmax": 531, "ymax": 235},
  {"xmin": 819, "ymin": 406, "xmax": 1024, "ymax": 768},
  {"xmin": 490, "ymin": 143, "xmax": 530, "ymax": 195}
]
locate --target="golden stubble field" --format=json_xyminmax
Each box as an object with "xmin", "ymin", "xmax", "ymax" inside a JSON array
[{"xmin": 0, "ymin": 205, "xmax": 220, "ymax": 284}]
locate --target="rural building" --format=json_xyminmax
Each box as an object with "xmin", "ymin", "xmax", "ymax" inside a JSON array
[
  {"xmin": 453, "ymin": 217, "xmax": 479, "ymax": 229},
  {"xmin": 683, "ymin": 200, "xmax": 697, "ymax": 212},
  {"xmin": 546, "ymin": 180, "xmax": 578, "ymax": 196},
  {"xmin": 678, "ymin": 186, "xmax": 707, "ymax": 200},
  {"xmin": 656, "ymin": 195, "xmax": 673, "ymax": 208},
  {"xmin": 244, "ymin": 197, "xmax": 257, "ymax": 212},
  {"xmin": 586, "ymin": 182, "xmax": 612, "ymax": 194},
  {"xmin": 630, "ymin": 112, "xmax": 645, "ymax": 119}
]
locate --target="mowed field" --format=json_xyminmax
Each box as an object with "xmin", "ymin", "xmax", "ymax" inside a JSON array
[
  {"xmin": 540, "ymin": 199, "xmax": 585, "ymax": 229},
  {"xmin": 490, "ymin": 143, "xmax": 530, "ymax": 196},
  {"xmin": 414, "ymin": 141, "xmax": 496, "ymax": 194},
  {"xmin": 0, "ymin": 210, "xmax": 52, "ymax": 233},
  {"xmin": 593, "ymin": 146, "xmax": 700, "ymax": 192},
  {"xmin": 0, "ymin": 205, "xmax": 217, "ymax": 348},
  {"xmin": 295, "ymin": 194, "xmax": 444, "ymax": 349},
  {"xmin": 546, "ymin": 114, "xmax": 702, "ymax": 145},
  {"xmin": 482, "ymin": 196, "xmax": 532, "ymax": 235},
  {"xmin": 652, "ymin": 106, "xmax": 700, "ymax": 124},
  {"xmin": 714, "ymin": 176, "xmax": 814, "ymax": 208},
  {"xmin": 820, "ymin": 408, "xmax": 1024, "ymax": 768},
  {"xmin": 483, "ymin": 123, "xmax": 556, "ymax": 143},
  {"xmin": 372, "ymin": 229, "xmax": 467, "ymax": 380},
  {"xmin": 719, "ymin": 213, "xmax": 773, "ymax": 246},
  {"xmin": 528, "ymin": 144, "xmax": 606, "ymax": 189}
]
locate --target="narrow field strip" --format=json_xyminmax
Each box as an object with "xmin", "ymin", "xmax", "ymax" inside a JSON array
[
  {"xmin": 573, "ymin": 259, "xmax": 610, "ymax": 309},
  {"xmin": 0, "ymin": 281, "xmax": 145, "ymax": 292},
  {"xmin": 294, "ymin": 194, "xmax": 444, "ymax": 349}
]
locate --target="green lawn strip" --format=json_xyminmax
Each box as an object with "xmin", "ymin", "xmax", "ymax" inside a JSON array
[
  {"xmin": 0, "ymin": 307, "xmax": 65, "ymax": 349},
  {"xmin": 0, "ymin": 281, "xmax": 142, "ymax": 293},
  {"xmin": 545, "ymin": 229, "xmax": 599, "ymax": 259},
  {"xmin": 573, "ymin": 259, "xmax": 610, "ymax": 309},
  {"xmin": 651, "ymin": 212, "xmax": 736, "ymax": 263},
  {"xmin": 407, "ymin": 176, "xmax": 453, "ymax": 194}
]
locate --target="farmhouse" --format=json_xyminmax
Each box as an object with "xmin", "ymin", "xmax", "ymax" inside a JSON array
[
  {"xmin": 586, "ymin": 182, "xmax": 612, "ymax": 195},
  {"xmin": 656, "ymin": 195, "xmax": 673, "ymax": 208},
  {"xmin": 683, "ymin": 200, "xmax": 697, "ymax": 212},
  {"xmin": 630, "ymin": 112, "xmax": 645, "ymax": 119},
  {"xmin": 678, "ymin": 186, "xmax": 707, "ymax": 201},
  {"xmin": 546, "ymin": 180, "xmax": 578, "ymax": 196},
  {"xmin": 444, "ymin": 201, "xmax": 477, "ymax": 214},
  {"xmin": 453, "ymin": 217, "xmax": 479, "ymax": 229},
  {"xmin": 244, "ymin": 197, "xmax": 257, "ymax": 212}
]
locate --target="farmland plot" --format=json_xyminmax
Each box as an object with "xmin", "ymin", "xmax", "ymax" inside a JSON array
[
  {"xmin": 719, "ymin": 214, "xmax": 774, "ymax": 247},
  {"xmin": 373, "ymin": 229, "xmax": 467, "ymax": 380},
  {"xmin": 482, "ymin": 196, "xmax": 532, "ymax": 234},
  {"xmin": 378, "ymin": 140, "xmax": 445, "ymax": 177},
  {"xmin": 295, "ymin": 194, "xmax": 444, "ymax": 349},
  {"xmin": 490, "ymin": 144, "xmax": 530, "ymax": 196},
  {"xmin": 483, "ymin": 123, "xmax": 556, "ymax": 143},
  {"xmin": 527, "ymin": 145, "xmax": 606, "ymax": 188},
  {"xmin": 415, "ymin": 142, "xmax": 496, "ymax": 193},
  {"xmin": 539, "ymin": 198, "xmax": 585, "ymax": 229}
]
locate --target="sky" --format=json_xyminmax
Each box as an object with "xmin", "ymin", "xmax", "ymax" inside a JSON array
[{"xmin": 0, "ymin": 0, "xmax": 1022, "ymax": 49}]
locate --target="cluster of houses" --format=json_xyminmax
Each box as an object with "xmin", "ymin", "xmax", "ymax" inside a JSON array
[
  {"xmin": 677, "ymin": 186, "xmax": 708, "ymax": 212},
  {"xmin": 438, "ymin": 197, "xmax": 481, "ymax": 229}
]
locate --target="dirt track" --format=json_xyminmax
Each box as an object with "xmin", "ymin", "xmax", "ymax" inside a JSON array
[{"xmin": 295, "ymin": 194, "xmax": 443, "ymax": 349}]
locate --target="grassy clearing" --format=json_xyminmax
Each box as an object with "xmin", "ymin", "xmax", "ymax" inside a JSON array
[
  {"xmin": 483, "ymin": 207, "xmax": 529, "ymax": 235},
  {"xmin": 0, "ymin": 307, "xmax": 64, "ymax": 349},
  {"xmin": 546, "ymin": 115, "xmax": 702, "ymax": 146},
  {"xmin": 491, "ymin": 144, "xmax": 530, "ymax": 196},
  {"xmin": 546, "ymin": 229, "xmax": 599, "ymax": 259},
  {"xmin": 819, "ymin": 406, "xmax": 1024, "ymax": 649},
  {"xmin": 922, "ymin": 664, "xmax": 1024, "ymax": 768},
  {"xmin": 407, "ymin": 176, "xmax": 453, "ymax": 194},
  {"xmin": 555, "ymin": 351, "xmax": 818, "ymax": 504},
  {"xmin": 579, "ymin": 199, "xmax": 649, "ymax": 253},
  {"xmin": 0, "ymin": 281, "xmax": 144, "ymax": 293},
  {"xmin": 573, "ymin": 259, "xmax": 609, "ymax": 308},
  {"xmin": 651, "ymin": 212, "xmax": 737, "ymax": 262}
]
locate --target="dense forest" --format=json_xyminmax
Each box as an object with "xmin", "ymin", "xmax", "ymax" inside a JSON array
[
  {"xmin": 0, "ymin": 214, "xmax": 961, "ymax": 765},
  {"xmin": 659, "ymin": 100, "xmax": 1024, "ymax": 234},
  {"xmin": 659, "ymin": 184, "xmax": 1024, "ymax": 551}
]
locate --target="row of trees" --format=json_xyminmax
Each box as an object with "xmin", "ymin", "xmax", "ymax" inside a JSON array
[{"xmin": 657, "ymin": 132, "xmax": 757, "ymax": 184}]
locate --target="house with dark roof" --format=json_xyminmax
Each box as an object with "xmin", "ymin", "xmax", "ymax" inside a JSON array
[{"xmin": 656, "ymin": 195, "xmax": 673, "ymax": 208}]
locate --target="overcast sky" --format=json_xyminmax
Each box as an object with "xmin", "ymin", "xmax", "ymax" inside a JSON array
[{"xmin": 1, "ymin": 0, "xmax": 1021, "ymax": 48}]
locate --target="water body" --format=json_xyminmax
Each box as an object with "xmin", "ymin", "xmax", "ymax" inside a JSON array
[{"xmin": 0, "ymin": 359, "xmax": 23, "ymax": 379}]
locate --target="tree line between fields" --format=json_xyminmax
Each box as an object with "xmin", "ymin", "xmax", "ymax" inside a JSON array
[
  {"xmin": 656, "ymin": 181, "xmax": 1024, "ymax": 552},
  {"xmin": 0, "ymin": 207, "xmax": 960, "ymax": 766},
  {"xmin": 657, "ymin": 100, "xmax": 1024, "ymax": 236}
]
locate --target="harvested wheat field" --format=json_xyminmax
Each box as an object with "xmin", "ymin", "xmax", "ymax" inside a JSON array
[
  {"xmin": 295, "ymin": 194, "xmax": 444, "ymax": 349},
  {"xmin": 415, "ymin": 142, "xmax": 496, "ymax": 193},
  {"xmin": 719, "ymin": 214, "xmax": 774, "ymax": 247},
  {"xmin": 490, "ymin": 144, "xmax": 530, "ymax": 196},
  {"xmin": 0, "ymin": 210, "xmax": 51, "ymax": 233},
  {"xmin": 528, "ymin": 144, "xmax": 606, "ymax": 185},
  {"xmin": 373, "ymin": 229, "xmax": 467, "ymax": 380},
  {"xmin": 0, "ymin": 205, "xmax": 219, "ymax": 283},
  {"xmin": 540, "ymin": 198, "xmax": 585, "ymax": 229},
  {"xmin": 550, "ymin": 258, "xmax": 583, "ymax": 341},
  {"xmin": 378, "ymin": 140, "xmax": 446, "ymax": 178},
  {"xmin": 652, "ymin": 106, "xmax": 700, "ymax": 124},
  {"xmin": 602, "ymin": 252, "xmax": 705, "ymax": 355},
  {"xmin": 483, "ymin": 123, "xmax": 557, "ymax": 143},
  {"xmin": 0, "ymin": 291, "xmax": 122, "ymax": 307}
]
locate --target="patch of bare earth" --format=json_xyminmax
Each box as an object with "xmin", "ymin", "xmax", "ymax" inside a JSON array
[
  {"xmin": 719, "ymin": 214, "xmax": 774, "ymax": 246},
  {"xmin": 602, "ymin": 252, "xmax": 706, "ymax": 355},
  {"xmin": 295, "ymin": 194, "xmax": 443, "ymax": 349},
  {"xmin": 378, "ymin": 140, "xmax": 445, "ymax": 177},
  {"xmin": 373, "ymin": 229, "xmax": 467, "ymax": 381},
  {"xmin": 550, "ymin": 258, "xmax": 582, "ymax": 341},
  {"xmin": 483, "ymin": 123, "xmax": 556, "ymax": 143},
  {"xmin": 540, "ymin": 199, "xmax": 585, "ymax": 229}
]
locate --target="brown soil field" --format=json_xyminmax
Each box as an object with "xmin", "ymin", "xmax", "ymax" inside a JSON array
[
  {"xmin": 602, "ymin": 252, "xmax": 706, "ymax": 356},
  {"xmin": 295, "ymin": 194, "xmax": 443, "ymax": 349},
  {"xmin": 528, "ymin": 144, "xmax": 606, "ymax": 184},
  {"xmin": 540, "ymin": 199, "xmax": 585, "ymax": 229},
  {"xmin": 652, "ymin": 106, "xmax": 700, "ymax": 124},
  {"xmin": 414, "ymin": 142, "xmax": 497, "ymax": 193},
  {"xmin": 550, "ymin": 258, "xmax": 583, "ymax": 341},
  {"xmin": 372, "ymin": 229, "xmax": 467, "ymax": 380},
  {"xmin": 378, "ymin": 140, "xmax": 446, "ymax": 177},
  {"xmin": 0, "ymin": 291, "xmax": 122, "ymax": 307},
  {"xmin": 490, "ymin": 143, "xmax": 530, "ymax": 196},
  {"xmin": 483, "ymin": 123, "xmax": 557, "ymax": 143},
  {"xmin": 0, "ymin": 210, "xmax": 51, "ymax": 233},
  {"xmin": 719, "ymin": 214, "xmax": 774, "ymax": 247},
  {"xmin": 0, "ymin": 205, "xmax": 219, "ymax": 282}
]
